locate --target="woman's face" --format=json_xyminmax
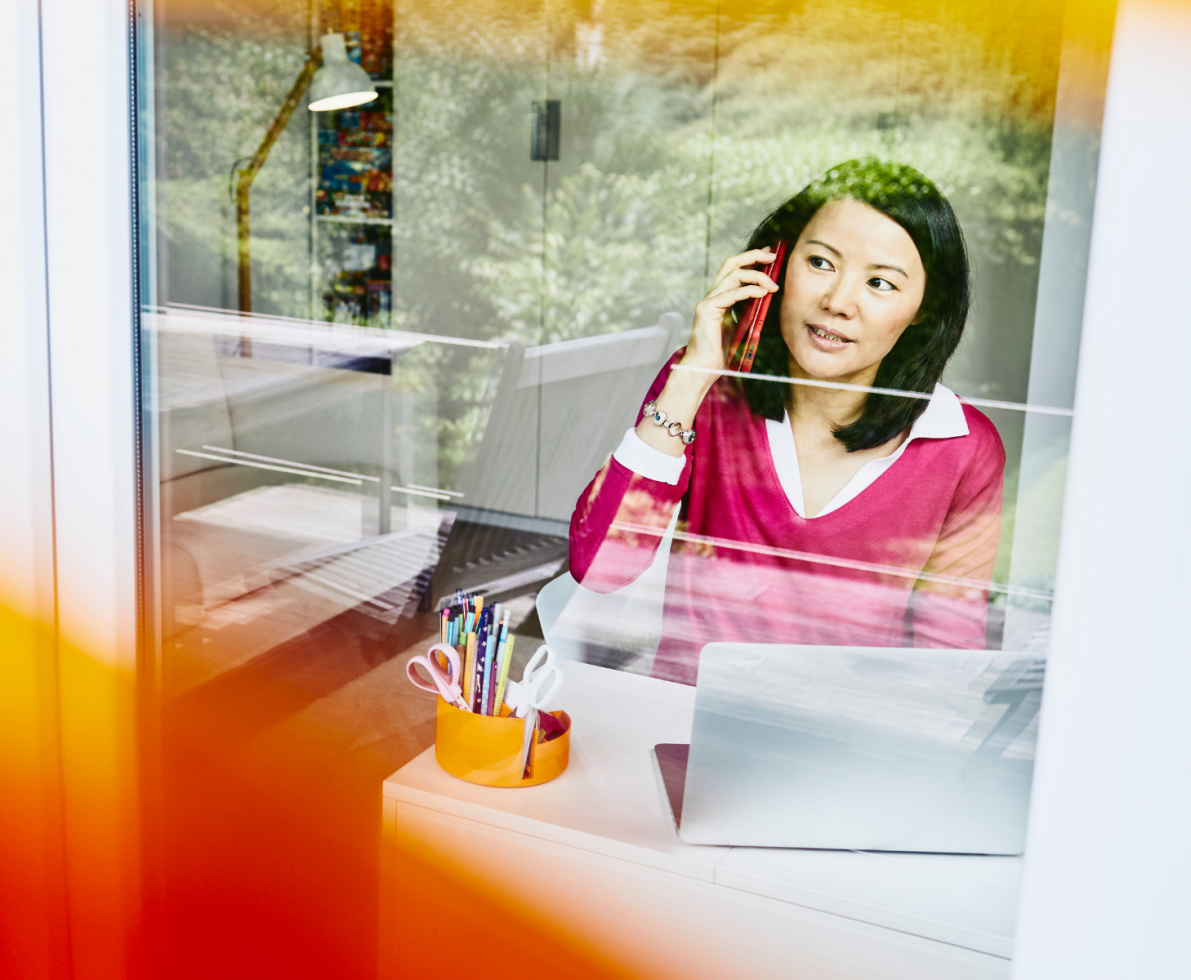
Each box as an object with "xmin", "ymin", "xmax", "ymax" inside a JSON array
[{"xmin": 780, "ymin": 198, "xmax": 927, "ymax": 383}]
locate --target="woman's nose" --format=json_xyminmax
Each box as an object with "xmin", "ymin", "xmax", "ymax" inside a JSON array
[{"xmin": 820, "ymin": 278, "xmax": 858, "ymax": 318}]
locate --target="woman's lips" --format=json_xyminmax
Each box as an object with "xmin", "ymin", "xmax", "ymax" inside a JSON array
[{"xmin": 805, "ymin": 323, "xmax": 853, "ymax": 351}]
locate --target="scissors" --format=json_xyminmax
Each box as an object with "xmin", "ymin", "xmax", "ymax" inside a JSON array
[
  {"xmin": 406, "ymin": 643, "xmax": 469, "ymax": 711},
  {"xmin": 502, "ymin": 645, "xmax": 564, "ymax": 776}
]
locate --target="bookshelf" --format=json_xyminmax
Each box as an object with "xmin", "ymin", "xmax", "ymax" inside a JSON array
[{"xmin": 310, "ymin": 25, "xmax": 394, "ymax": 327}]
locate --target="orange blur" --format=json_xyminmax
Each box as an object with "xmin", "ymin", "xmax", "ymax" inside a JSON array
[{"xmin": 2, "ymin": 2, "xmax": 1136, "ymax": 978}]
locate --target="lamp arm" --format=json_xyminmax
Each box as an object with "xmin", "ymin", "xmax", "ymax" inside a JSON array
[{"xmin": 236, "ymin": 49, "xmax": 322, "ymax": 316}]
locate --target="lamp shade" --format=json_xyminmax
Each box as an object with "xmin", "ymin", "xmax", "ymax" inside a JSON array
[{"xmin": 307, "ymin": 34, "xmax": 378, "ymax": 112}]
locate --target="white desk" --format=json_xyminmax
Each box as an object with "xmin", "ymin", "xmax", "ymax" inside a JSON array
[{"xmin": 382, "ymin": 661, "xmax": 1019, "ymax": 979}]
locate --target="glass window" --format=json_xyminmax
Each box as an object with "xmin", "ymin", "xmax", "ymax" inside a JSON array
[{"xmin": 136, "ymin": 0, "xmax": 1111, "ymax": 975}]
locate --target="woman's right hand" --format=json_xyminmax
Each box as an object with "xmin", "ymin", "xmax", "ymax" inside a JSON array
[
  {"xmin": 681, "ymin": 247, "xmax": 780, "ymax": 378},
  {"xmin": 636, "ymin": 248, "xmax": 779, "ymax": 457}
]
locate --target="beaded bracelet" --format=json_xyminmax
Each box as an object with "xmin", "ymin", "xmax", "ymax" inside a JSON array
[{"xmin": 642, "ymin": 399, "xmax": 696, "ymax": 445}]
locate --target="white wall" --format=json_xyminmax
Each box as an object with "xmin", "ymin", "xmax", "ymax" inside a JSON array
[
  {"xmin": 1012, "ymin": 1, "xmax": 1191, "ymax": 976},
  {"xmin": 0, "ymin": 1, "xmax": 57, "ymax": 626},
  {"xmin": 40, "ymin": 0, "xmax": 139, "ymax": 672}
]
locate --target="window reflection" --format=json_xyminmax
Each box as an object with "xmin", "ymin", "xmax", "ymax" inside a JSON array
[
  {"xmin": 142, "ymin": 0, "xmax": 1096, "ymax": 963},
  {"xmin": 139, "ymin": 0, "xmax": 1105, "ymax": 966},
  {"xmin": 153, "ymin": 0, "xmax": 1072, "ymax": 682}
]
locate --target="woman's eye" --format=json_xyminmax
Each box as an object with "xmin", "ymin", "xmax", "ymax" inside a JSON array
[
  {"xmin": 868, "ymin": 277, "xmax": 895, "ymax": 292},
  {"xmin": 809, "ymin": 255, "xmax": 833, "ymax": 271}
]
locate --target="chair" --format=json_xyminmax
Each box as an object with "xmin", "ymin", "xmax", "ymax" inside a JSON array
[
  {"xmin": 425, "ymin": 312, "xmax": 686, "ymax": 610},
  {"xmin": 536, "ymin": 510, "xmax": 678, "ymax": 675}
]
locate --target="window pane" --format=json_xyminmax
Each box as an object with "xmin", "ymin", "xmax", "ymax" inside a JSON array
[{"xmin": 137, "ymin": 0, "xmax": 1110, "ymax": 975}]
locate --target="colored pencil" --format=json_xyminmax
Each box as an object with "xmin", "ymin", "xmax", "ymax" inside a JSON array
[{"xmin": 463, "ymin": 632, "xmax": 477, "ymax": 707}]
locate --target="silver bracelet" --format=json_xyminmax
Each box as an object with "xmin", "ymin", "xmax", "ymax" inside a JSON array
[{"xmin": 642, "ymin": 399, "xmax": 696, "ymax": 445}]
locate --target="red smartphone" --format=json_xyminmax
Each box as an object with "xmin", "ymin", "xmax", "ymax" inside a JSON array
[{"xmin": 727, "ymin": 240, "xmax": 787, "ymax": 373}]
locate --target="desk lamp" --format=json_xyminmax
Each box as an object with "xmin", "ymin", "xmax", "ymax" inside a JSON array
[{"xmin": 235, "ymin": 33, "xmax": 378, "ymax": 317}]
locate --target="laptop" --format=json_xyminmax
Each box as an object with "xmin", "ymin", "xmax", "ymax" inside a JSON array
[{"xmin": 655, "ymin": 643, "xmax": 1044, "ymax": 854}]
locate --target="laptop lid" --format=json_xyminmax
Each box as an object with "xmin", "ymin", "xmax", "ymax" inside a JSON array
[{"xmin": 675, "ymin": 643, "xmax": 1043, "ymax": 854}]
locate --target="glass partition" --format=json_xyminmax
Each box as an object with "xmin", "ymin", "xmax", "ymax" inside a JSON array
[{"xmin": 137, "ymin": 0, "xmax": 1111, "ymax": 975}]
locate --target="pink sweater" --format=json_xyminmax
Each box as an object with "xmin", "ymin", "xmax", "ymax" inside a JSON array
[{"xmin": 569, "ymin": 354, "xmax": 1006, "ymax": 685}]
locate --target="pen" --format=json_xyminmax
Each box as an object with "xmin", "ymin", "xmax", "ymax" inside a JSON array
[
  {"xmin": 480, "ymin": 621, "xmax": 498, "ymax": 715},
  {"xmin": 472, "ymin": 606, "xmax": 491, "ymax": 712},
  {"xmin": 487, "ymin": 611, "xmax": 509, "ymax": 716},
  {"xmin": 480, "ymin": 604, "xmax": 501, "ymax": 710}
]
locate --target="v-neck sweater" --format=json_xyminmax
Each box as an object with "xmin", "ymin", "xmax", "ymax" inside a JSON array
[{"xmin": 568, "ymin": 352, "xmax": 1006, "ymax": 686}]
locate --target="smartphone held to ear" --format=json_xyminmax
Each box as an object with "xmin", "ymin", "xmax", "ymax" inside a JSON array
[{"xmin": 727, "ymin": 240, "xmax": 786, "ymax": 374}]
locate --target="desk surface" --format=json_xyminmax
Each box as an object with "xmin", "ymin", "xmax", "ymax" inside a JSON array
[{"xmin": 383, "ymin": 660, "xmax": 1021, "ymax": 959}]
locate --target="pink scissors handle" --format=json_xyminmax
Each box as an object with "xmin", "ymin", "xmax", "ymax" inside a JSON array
[{"xmin": 407, "ymin": 643, "xmax": 468, "ymax": 710}]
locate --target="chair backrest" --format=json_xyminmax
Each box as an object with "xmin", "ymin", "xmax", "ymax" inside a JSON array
[
  {"xmin": 460, "ymin": 312, "xmax": 686, "ymax": 522},
  {"xmin": 157, "ymin": 326, "xmax": 237, "ymax": 488},
  {"xmin": 536, "ymin": 509, "xmax": 679, "ymax": 675}
]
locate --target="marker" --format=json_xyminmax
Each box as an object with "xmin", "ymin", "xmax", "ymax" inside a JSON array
[{"xmin": 493, "ymin": 633, "xmax": 516, "ymax": 716}]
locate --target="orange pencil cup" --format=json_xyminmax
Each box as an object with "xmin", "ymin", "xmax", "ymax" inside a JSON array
[{"xmin": 434, "ymin": 697, "xmax": 571, "ymax": 787}]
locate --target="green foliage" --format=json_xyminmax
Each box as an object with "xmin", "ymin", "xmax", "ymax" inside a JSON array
[{"xmin": 158, "ymin": 0, "xmax": 1066, "ymax": 546}]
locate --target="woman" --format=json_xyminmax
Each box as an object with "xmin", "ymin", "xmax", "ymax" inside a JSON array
[{"xmin": 569, "ymin": 159, "xmax": 1005, "ymax": 685}]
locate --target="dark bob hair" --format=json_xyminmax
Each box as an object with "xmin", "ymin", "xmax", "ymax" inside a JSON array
[{"xmin": 736, "ymin": 158, "xmax": 971, "ymax": 452}]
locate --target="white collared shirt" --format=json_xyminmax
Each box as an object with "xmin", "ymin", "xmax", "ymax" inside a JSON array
[{"xmin": 612, "ymin": 383, "xmax": 969, "ymax": 518}]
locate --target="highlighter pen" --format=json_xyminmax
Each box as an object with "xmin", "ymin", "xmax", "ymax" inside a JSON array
[{"xmin": 493, "ymin": 633, "xmax": 515, "ymax": 716}]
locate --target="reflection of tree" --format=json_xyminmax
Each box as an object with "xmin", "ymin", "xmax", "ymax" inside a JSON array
[
  {"xmin": 163, "ymin": 0, "xmax": 1060, "ymax": 332},
  {"xmin": 163, "ymin": 4, "xmax": 313, "ymax": 315},
  {"xmin": 462, "ymin": 0, "xmax": 1058, "ymax": 346},
  {"xmin": 160, "ymin": 0, "xmax": 1063, "ymax": 493}
]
